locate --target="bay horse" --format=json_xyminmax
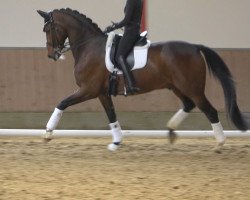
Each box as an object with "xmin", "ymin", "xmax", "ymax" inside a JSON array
[{"xmin": 37, "ymin": 8, "xmax": 248, "ymax": 151}]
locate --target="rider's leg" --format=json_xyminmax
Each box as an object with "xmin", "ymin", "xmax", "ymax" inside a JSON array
[
  {"xmin": 115, "ymin": 30, "xmax": 140, "ymax": 94},
  {"xmin": 117, "ymin": 56, "xmax": 139, "ymax": 94}
]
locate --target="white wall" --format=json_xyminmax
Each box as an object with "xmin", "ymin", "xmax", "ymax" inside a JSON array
[
  {"xmin": 0, "ymin": 0, "xmax": 123, "ymax": 47},
  {"xmin": 0, "ymin": 0, "xmax": 250, "ymax": 48},
  {"xmin": 148, "ymin": 0, "xmax": 250, "ymax": 48}
]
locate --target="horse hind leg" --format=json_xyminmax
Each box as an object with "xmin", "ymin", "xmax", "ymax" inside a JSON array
[
  {"xmin": 192, "ymin": 95, "xmax": 225, "ymax": 149},
  {"xmin": 167, "ymin": 90, "xmax": 196, "ymax": 144}
]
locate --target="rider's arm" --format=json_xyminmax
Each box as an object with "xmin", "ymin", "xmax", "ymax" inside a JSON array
[{"xmin": 115, "ymin": 0, "xmax": 135, "ymax": 29}]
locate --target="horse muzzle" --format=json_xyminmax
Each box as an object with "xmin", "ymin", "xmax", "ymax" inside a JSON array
[{"xmin": 48, "ymin": 50, "xmax": 62, "ymax": 61}]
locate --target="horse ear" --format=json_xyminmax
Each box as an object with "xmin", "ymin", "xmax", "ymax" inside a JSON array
[{"xmin": 37, "ymin": 10, "xmax": 50, "ymax": 22}]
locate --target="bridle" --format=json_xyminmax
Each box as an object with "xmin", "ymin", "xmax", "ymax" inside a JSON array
[
  {"xmin": 44, "ymin": 12, "xmax": 101, "ymax": 59},
  {"xmin": 43, "ymin": 12, "xmax": 69, "ymax": 59}
]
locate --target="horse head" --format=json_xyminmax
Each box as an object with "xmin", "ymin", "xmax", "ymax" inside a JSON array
[
  {"xmin": 38, "ymin": 8, "xmax": 106, "ymax": 61},
  {"xmin": 37, "ymin": 10, "xmax": 68, "ymax": 61}
]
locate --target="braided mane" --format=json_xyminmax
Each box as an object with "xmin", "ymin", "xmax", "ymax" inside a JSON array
[{"xmin": 56, "ymin": 8, "xmax": 104, "ymax": 35}]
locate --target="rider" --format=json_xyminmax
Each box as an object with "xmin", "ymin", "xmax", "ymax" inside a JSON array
[{"xmin": 105, "ymin": 0, "xmax": 143, "ymax": 94}]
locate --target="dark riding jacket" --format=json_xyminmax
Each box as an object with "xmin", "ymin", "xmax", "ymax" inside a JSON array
[
  {"xmin": 114, "ymin": 0, "xmax": 143, "ymax": 32},
  {"xmin": 111, "ymin": 0, "xmax": 143, "ymax": 63}
]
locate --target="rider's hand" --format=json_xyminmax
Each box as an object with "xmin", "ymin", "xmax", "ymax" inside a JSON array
[{"xmin": 104, "ymin": 23, "xmax": 117, "ymax": 34}]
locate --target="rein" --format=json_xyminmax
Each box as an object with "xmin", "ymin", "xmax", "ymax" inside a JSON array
[
  {"xmin": 59, "ymin": 39, "xmax": 93, "ymax": 54},
  {"xmin": 43, "ymin": 13, "xmax": 65, "ymax": 58}
]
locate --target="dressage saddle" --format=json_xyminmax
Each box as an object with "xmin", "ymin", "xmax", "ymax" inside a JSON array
[{"xmin": 110, "ymin": 31, "xmax": 148, "ymax": 69}]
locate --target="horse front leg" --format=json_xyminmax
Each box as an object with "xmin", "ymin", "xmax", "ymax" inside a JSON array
[
  {"xmin": 42, "ymin": 89, "xmax": 90, "ymax": 142},
  {"xmin": 98, "ymin": 94, "xmax": 122, "ymax": 151}
]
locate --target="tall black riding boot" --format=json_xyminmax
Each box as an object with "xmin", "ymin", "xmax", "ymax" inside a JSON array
[{"xmin": 118, "ymin": 56, "xmax": 139, "ymax": 94}]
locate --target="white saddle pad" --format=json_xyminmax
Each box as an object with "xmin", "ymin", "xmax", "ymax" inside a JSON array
[{"xmin": 105, "ymin": 32, "xmax": 151, "ymax": 74}]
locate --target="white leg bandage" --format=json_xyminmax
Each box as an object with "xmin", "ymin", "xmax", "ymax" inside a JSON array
[
  {"xmin": 109, "ymin": 121, "xmax": 122, "ymax": 143},
  {"xmin": 167, "ymin": 109, "xmax": 189, "ymax": 130},
  {"xmin": 46, "ymin": 108, "xmax": 63, "ymax": 131},
  {"xmin": 211, "ymin": 122, "xmax": 225, "ymax": 145}
]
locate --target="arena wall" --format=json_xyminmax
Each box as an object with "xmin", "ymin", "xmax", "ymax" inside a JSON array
[{"xmin": 0, "ymin": 48, "xmax": 249, "ymax": 112}]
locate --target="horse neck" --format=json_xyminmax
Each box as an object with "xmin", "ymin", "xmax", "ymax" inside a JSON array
[{"xmin": 67, "ymin": 29, "xmax": 106, "ymax": 61}]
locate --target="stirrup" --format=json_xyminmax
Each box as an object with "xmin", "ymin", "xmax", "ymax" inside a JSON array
[
  {"xmin": 124, "ymin": 86, "xmax": 140, "ymax": 96},
  {"xmin": 128, "ymin": 87, "xmax": 140, "ymax": 94}
]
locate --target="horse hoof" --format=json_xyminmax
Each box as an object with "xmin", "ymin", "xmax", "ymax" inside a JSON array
[
  {"xmin": 169, "ymin": 130, "xmax": 177, "ymax": 144},
  {"xmin": 108, "ymin": 143, "xmax": 119, "ymax": 151},
  {"xmin": 43, "ymin": 138, "xmax": 52, "ymax": 143},
  {"xmin": 42, "ymin": 130, "xmax": 53, "ymax": 143},
  {"xmin": 213, "ymin": 145, "xmax": 223, "ymax": 154},
  {"xmin": 213, "ymin": 140, "xmax": 225, "ymax": 153},
  {"xmin": 218, "ymin": 141, "xmax": 225, "ymax": 146}
]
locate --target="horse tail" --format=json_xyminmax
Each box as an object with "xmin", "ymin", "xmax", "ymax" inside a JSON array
[{"xmin": 198, "ymin": 45, "xmax": 248, "ymax": 131}]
